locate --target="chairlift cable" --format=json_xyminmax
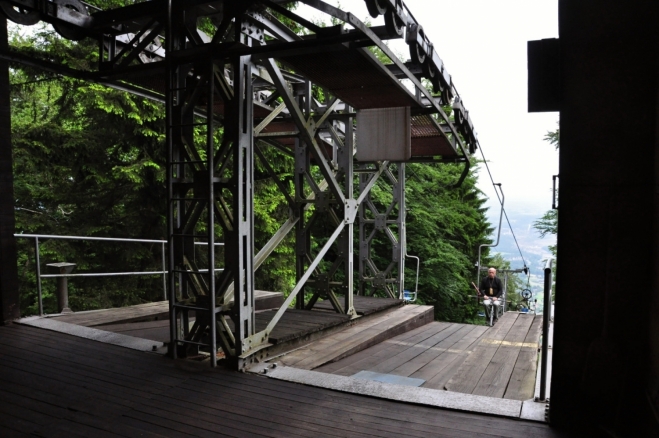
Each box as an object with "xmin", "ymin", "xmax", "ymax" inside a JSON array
[{"xmin": 477, "ymin": 144, "xmax": 529, "ymax": 273}]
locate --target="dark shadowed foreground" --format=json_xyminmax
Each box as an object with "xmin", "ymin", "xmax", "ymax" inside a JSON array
[{"xmin": 0, "ymin": 323, "xmax": 580, "ymax": 438}]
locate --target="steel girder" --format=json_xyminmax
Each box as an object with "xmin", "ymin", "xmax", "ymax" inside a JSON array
[{"xmin": 165, "ymin": 4, "xmax": 262, "ymax": 367}]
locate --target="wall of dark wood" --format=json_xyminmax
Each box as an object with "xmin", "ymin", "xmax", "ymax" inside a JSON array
[
  {"xmin": 0, "ymin": 18, "xmax": 19, "ymax": 325},
  {"xmin": 552, "ymin": 1, "xmax": 659, "ymax": 433}
]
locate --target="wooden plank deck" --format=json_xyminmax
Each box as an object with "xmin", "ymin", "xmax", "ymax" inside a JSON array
[
  {"xmin": 445, "ymin": 312, "xmax": 541, "ymax": 400},
  {"xmin": 0, "ymin": 323, "xmax": 577, "ymax": 437},
  {"xmin": 314, "ymin": 312, "xmax": 543, "ymax": 401},
  {"xmin": 50, "ymin": 295, "xmax": 405, "ymax": 360},
  {"xmin": 50, "ymin": 290, "xmax": 285, "ymax": 327},
  {"xmin": 313, "ymin": 295, "xmax": 403, "ymax": 315},
  {"xmin": 277, "ymin": 304, "xmax": 434, "ymax": 369}
]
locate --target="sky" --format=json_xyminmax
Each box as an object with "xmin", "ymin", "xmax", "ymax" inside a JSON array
[
  {"xmin": 401, "ymin": 0, "xmax": 560, "ymax": 216},
  {"xmin": 298, "ymin": 1, "xmax": 559, "ymax": 269}
]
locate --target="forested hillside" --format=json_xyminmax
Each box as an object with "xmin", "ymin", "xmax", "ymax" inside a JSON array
[{"xmin": 11, "ymin": 6, "xmax": 501, "ymax": 323}]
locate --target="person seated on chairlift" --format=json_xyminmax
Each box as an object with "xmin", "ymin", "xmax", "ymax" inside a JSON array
[{"xmin": 480, "ymin": 267, "xmax": 503, "ymax": 319}]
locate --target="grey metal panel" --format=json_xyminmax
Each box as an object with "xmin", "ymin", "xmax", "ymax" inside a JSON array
[{"xmin": 356, "ymin": 107, "xmax": 411, "ymax": 162}]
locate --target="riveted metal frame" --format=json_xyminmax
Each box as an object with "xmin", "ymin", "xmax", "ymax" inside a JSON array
[
  {"xmin": 166, "ymin": 5, "xmax": 260, "ymax": 367},
  {"xmin": 358, "ymin": 163, "xmax": 406, "ymax": 299}
]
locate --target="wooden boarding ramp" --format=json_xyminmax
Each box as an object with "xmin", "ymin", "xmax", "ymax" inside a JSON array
[
  {"xmin": 446, "ymin": 312, "xmax": 543, "ymax": 400},
  {"xmin": 284, "ymin": 311, "xmax": 543, "ymax": 402},
  {"xmin": 276, "ymin": 304, "xmax": 434, "ymax": 369}
]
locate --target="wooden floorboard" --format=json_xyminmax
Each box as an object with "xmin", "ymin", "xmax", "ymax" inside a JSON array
[
  {"xmin": 51, "ymin": 301, "xmax": 171, "ymax": 327},
  {"xmin": 98, "ymin": 318, "xmax": 171, "ymax": 342},
  {"xmin": 170, "ymin": 382, "xmax": 415, "ymax": 438},
  {"xmin": 504, "ymin": 315, "xmax": 544, "ymax": 400},
  {"xmin": 327, "ymin": 321, "xmax": 454, "ymax": 376},
  {"xmin": 316, "ymin": 311, "xmax": 542, "ymax": 402},
  {"xmin": 367, "ymin": 322, "xmax": 465, "ymax": 375},
  {"xmin": 395, "ymin": 324, "xmax": 476, "ymax": 378},
  {"xmin": 190, "ymin": 371, "xmax": 567, "ymax": 438},
  {"xmin": 472, "ymin": 313, "xmax": 536, "ymax": 398},
  {"xmin": 51, "ymin": 290, "xmax": 284, "ymax": 328},
  {"xmin": 444, "ymin": 312, "xmax": 518, "ymax": 394},
  {"xmin": 256, "ymin": 308, "xmax": 350, "ymax": 342},
  {"xmin": 315, "ymin": 322, "xmax": 444, "ymax": 374},
  {"xmin": 313, "ymin": 294, "xmax": 402, "ymax": 315},
  {"xmin": 0, "ymin": 323, "xmax": 575, "ymax": 437},
  {"xmin": 419, "ymin": 324, "xmax": 489, "ymax": 390},
  {"xmin": 188, "ymin": 373, "xmax": 529, "ymax": 438}
]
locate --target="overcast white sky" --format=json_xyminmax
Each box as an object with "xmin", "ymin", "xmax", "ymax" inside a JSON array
[{"xmin": 299, "ymin": 0, "xmax": 559, "ymax": 218}]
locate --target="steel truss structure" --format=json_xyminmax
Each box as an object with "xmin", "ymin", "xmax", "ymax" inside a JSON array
[{"xmin": 0, "ymin": 0, "xmax": 480, "ymax": 368}]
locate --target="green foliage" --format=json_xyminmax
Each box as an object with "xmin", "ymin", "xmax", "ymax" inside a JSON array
[
  {"xmin": 533, "ymin": 125, "xmax": 559, "ymax": 258},
  {"xmin": 252, "ymin": 143, "xmax": 296, "ymax": 294},
  {"xmin": 534, "ymin": 209, "xmax": 557, "ymax": 257},
  {"xmin": 534, "ymin": 126, "xmax": 559, "ymax": 298},
  {"xmin": 12, "ymin": 27, "xmax": 168, "ymax": 314},
  {"xmin": 544, "ymin": 125, "xmax": 560, "ymax": 150},
  {"xmin": 403, "ymin": 161, "xmax": 494, "ymax": 323}
]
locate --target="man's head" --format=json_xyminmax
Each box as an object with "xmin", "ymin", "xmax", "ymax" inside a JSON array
[{"xmin": 488, "ymin": 267, "xmax": 497, "ymax": 279}]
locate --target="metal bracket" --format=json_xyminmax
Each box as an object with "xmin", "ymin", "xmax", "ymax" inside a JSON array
[{"xmin": 344, "ymin": 199, "xmax": 358, "ymax": 224}]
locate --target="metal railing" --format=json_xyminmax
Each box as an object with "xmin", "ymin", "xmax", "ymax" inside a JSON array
[
  {"xmin": 15, "ymin": 234, "xmax": 167, "ymax": 316},
  {"xmin": 539, "ymin": 257, "xmax": 554, "ymax": 401}
]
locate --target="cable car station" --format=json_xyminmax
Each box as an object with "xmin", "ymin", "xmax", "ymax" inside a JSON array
[{"xmin": 0, "ymin": 1, "xmax": 657, "ymax": 437}]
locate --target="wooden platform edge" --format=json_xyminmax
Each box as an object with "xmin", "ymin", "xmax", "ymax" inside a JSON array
[
  {"xmin": 16, "ymin": 317, "xmax": 164, "ymax": 352},
  {"xmin": 50, "ymin": 290, "xmax": 285, "ymax": 328},
  {"xmin": 275, "ymin": 305, "xmax": 434, "ymax": 370},
  {"xmin": 263, "ymin": 366, "xmax": 524, "ymax": 419},
  {"xmin": 315, "ymin": 305, "xmax": 435, "ymax": 369}
]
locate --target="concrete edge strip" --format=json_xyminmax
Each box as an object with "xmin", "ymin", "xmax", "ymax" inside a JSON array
[
  {"xmin": 17, "ymin": 316, "xmax": 164, "ymax": 353},
  {"xmin": 520, "ymin": 399, "xmax": 548, "ymax": 422},
  {"xmin": 265, "ymin": 365, "xmax": 523, "ymax": 418}
]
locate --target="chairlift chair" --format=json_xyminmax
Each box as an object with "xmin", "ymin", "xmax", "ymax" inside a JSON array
[
  {"xmin": 403, "ymin": 251, "xmax": 420, "ymax": 302},
  {"xmin": 401, "ymin": 213, "xmax": 420, "ymax": 303}
]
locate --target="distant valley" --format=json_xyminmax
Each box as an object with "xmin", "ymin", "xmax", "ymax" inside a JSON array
[{"xmin": 486, "ymin": 207, "xmax": 556, "ymax": 311}]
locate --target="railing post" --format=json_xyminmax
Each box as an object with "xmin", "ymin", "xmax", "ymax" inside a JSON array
[
  {"xmin": 34, "ymin": 236, "xmax": 43, "ymax": 316},
  {"xmin": 161, "ymin": 241, "xmax": 166, "ymax": 301},
  {"xmin": 539, "ymin": 258, "xmax": 553, "ymax": 401},
  {"xmin": 46, "ymin": 262, "xmax": 76, "ymax": 313}
]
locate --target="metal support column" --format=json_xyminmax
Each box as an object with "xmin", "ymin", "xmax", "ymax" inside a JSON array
[
  {"xmin": 166, "ymin": 7, "xmax": 259, "ymax": 368},
  {"xmin": 227, "ymin": 54, "xmax": 256, "ymax": 363},
  {"xmin": 338, "ymin": 113, "xmax": 355, "ymax": 316}
]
